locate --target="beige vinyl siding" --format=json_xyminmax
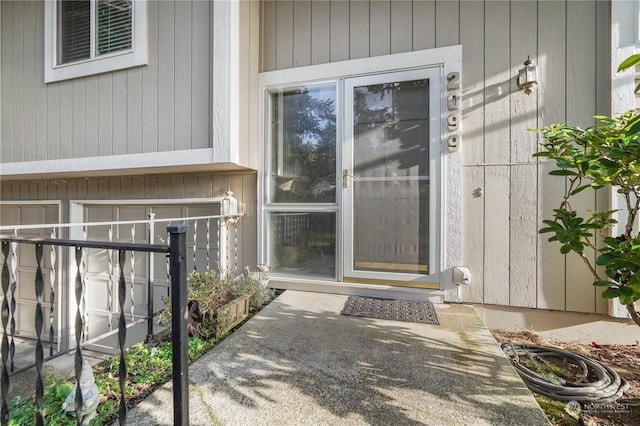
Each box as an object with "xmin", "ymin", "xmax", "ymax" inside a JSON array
[{"xmin": 260, "ymin": 0, "xmax": 611, "ymax": 314}]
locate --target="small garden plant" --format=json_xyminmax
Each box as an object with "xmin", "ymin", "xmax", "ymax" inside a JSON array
[
  {"xmin": 9, "ymin": 266, "xmax": 274, "ymax": 424},
  {"xmin": 158, "ymin": 267, "xmax": 275, "ymax": 338}
]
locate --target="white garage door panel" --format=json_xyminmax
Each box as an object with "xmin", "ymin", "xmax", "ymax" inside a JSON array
[
  {"xmin": 81, "ymin": 202, "xmax": 220, "ymax": 346},
  {"xmin": 0, "ymin": 204, "xmax": 61, "ymax": 341}
]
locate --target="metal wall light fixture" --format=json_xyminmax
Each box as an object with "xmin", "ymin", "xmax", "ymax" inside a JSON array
[{"xmin": 517, "ymin": 56, "xmax": 538, "ymax": 95}]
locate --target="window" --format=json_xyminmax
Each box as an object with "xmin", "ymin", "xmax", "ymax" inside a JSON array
[{"xmin": 45, "ymin": 0, "xmax": 147, "ymax": 83}]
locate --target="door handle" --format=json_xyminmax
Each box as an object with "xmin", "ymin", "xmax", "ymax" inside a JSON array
[{"xmin": 343, "ymin": 169, "xmax": 355, "ymax": 189}]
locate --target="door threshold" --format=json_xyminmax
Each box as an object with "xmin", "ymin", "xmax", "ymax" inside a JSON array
[{"xmin": 270, "ymin": 277, "xmax": 444, "ymax": 303}]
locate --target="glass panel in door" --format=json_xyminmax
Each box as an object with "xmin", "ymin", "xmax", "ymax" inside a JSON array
[{"xmin": 344, "ymin": 69, "xmax": 439, "ymax": 281}]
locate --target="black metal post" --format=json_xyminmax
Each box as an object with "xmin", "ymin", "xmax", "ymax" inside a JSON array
[{"xmin": 168, "ymin": 224, "xmax": 189, "ymax": 426}]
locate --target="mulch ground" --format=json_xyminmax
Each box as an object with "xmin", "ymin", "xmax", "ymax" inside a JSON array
[{"xmin": 493, "ymin": 330, "xmax": 640, "ymax": 426}]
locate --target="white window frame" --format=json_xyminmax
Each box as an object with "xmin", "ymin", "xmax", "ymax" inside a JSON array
[{"xmin": 44, "ymin": 0, "xmax": 148, "ymax": 83}]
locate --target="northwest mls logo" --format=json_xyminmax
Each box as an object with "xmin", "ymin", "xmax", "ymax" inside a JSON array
[{"xmin": 565, "ymin": 401, "xmax": 581, "ymax": 417}]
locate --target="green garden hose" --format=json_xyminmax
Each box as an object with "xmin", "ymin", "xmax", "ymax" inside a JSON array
[{"xmin": 501, "ymin": 342, "xmax": 629, "ymax": 403}]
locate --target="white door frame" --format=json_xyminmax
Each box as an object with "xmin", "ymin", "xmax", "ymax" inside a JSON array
[{"xmin": 258, "ymin": 46, "xmax": 463, "ymax": 299}]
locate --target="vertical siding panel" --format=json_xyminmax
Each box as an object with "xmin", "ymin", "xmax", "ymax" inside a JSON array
[
  {"xmin": 510, "ymin": 165, "xmax": 538, "ymax": 307},
  {"xmin": 87, "ymin": 179, "xmax": 99, "ymax": 199},
  {"xmin": 98, "ymin": 75, "xmax": 113, "ymax": 156},
  {"xmin": 435, "ymin": 0, "xmax": 459, "ymax": 48},
  {"xmin": 184, "ymin": 175, "xmax": 198, "ymax": 198},
  {"xmin": 132, "ymin": 177, "xmax": 145, "ymax": 199},
  {"xmin": 112, "ymin": 73, "xmax": 128, "ymax": 155},
  {"xmin": 349, "ymin": 1, "xmax": 369, "ymax": 59},
  {"xmin": 482, "ymin": 1, "xmax": 510, "ymax": 305},
  {"xmin": 85, "ymin": 80, "xmax": 100, "ymax": 157},
  {"xmin": 120, "ymin": 178, "xmax": 133, "ymax": 200},
  {"xmin": 170, "ymin": 176, "xmax": 184, "ymax": 198},
  {"xmin": 126, "ymin": 69, "xmax": 143, "ymax": 154},
  {"xmin": 58, "ymin": 81, "xmax": 72, "ymax": 159},
  {"xmin": 108, "ymin": 179, "xmax": 121, "ymax": 199},
  {"xmin": 11, "ymin": 1, "xmax": 23, "ymax": 162},
  {"xmin": 595, "ymin": 1, "xmax": 610, "ymax": 117},
  {"xmin": 413, "ymin": 0, "xmax": 435, "ymax": 51},
  {"xmin": 293, "ymin": 1, "xmax": 311, "ymax": 67},
  {"xmin": 484, "ymin": 166, "xmax": 510, "ymax": 305},
  {"xmin": 142, "ymin": 0, "xmax": 159, "ymax": 152},
  {"xmin": 56, "ymin": 181, "xmax": 67, "ymax": 200},
  {"xmin": 145, "ymin": 177, "xmax": 158, "ymax": 199},
  {"xmin": 370, "ymin": 0, "xmax": 390, "ymax": 57},
  {"xmin": 510, "ymin": 0, "xmax": 538, "ymax": 164},
  {"xmin": 537, "ymin": 0, "xmax": 566, "ymax": 311},
  {"xmin": 565, "ymin": 0, "xmax": 598, "ymax": 313},
  {"xmin": 261, "ymin": 1, "xmax": 277, "ymax": 71},
  {"xmin": 242, "ymin": 174, "xmax": 258, "ymax": 267},
  {"xmin": 197, "ymin": 175, "xmax": 213, "ymax": 198},
  {"xmin": 329, "ymin": 0, "xmax": 349, "ymax": 62},
  {"xmin": 174, "ymin": 0, "xmax": 192, "ymax": 150},
  {"xmin": 76, "ymin": 179, "xmax": 88, "ymax": 199},
  {"xmin": 311, "ymin": 1, "xmax": 330, "ymax": 65},
  {"xmin": 483, "ymin": 1, "xmax": 510, "ymax": 164},
  {"xmin": 46, "ymin": 84, "xmax": 59, "ymax": 160},
  {"xmin": 1, "ymin": 1, "xmax": 11, "ymax": 162},
  {"xmin": 98, "ymin": 180, "xmax": 109, "ymax": 199},
  {"xmin": 157, "ymin": 0, "xmax": 175, "ymax": 152},
  {"xmin": 191, "ymin": 0, "xmax": 210, "ymax": 149},
  {"xmin": 460, "ymin": 0, "xmax": 485, "ymax": 304},
  {"xmin": 34, "ymin": 0, "xmax": 46, "ymax": 160},
  {"xmin": 23, "ymin": 1, "xmax": 36, "ymax": 162},
  {"xmin": 390, "ymin": 0, "xmax": 412, "ymax": 54},
  {"xmin": 47, "ymin": 181, "xmax": 57, "ymax": 199},
  {"xmin": 157, "ymin": 176, "xmax": 171, "ymax": 199},
  {"xmin": 275, "ymin": 1, "xmax": 293, "ymax": 70},
  {"xmin": 594, "ymin": 0, "xmax": 610, "ymax": 315},
  {"xmin": 71, "ymin": 81, "xmax": 86, "ymax": 158},
  {"xmin": 509, "ymin": 1, "xmax": 538, "ymax": 308}
]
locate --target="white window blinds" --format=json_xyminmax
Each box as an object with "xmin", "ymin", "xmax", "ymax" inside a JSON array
[
  {"xmin": 97, "ymin": 0, "xmax": 132, "ymax": 55},
  {"xmin": 59, "ymin": 0, "xmax": 90, "ymax": 63},
  {"xmin": 57, "ymin": 0, "xmax": 132, "ymax": 66}
]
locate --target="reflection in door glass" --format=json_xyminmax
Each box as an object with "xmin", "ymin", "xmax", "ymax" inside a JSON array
[
  {"xmin": 268, "ymin": 212, "xmax": 336, "ymax": 278},
  {"xmin": 352, "ymin": 79, "xmax": 430, "ymax": 274},
  {"xmin": 270, "ymin": 84, "xmax": 337, "ymax": 203}
]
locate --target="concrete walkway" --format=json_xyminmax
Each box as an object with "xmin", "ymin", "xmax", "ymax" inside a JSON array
[{"xmin": 126, "ymin": 290, "xmax": 550, "ymax": 426}]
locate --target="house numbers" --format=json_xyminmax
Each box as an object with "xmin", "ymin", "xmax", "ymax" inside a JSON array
[{"xmin": 446, "ymin": 71, "xmax": 461, "ymax": 153}]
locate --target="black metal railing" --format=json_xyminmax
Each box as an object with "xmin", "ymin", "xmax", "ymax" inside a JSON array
[{"xmin": 0, "ymin": 224, "xmax": 190, "ymax": 426}]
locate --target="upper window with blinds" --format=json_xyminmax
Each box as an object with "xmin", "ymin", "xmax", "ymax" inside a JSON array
[{"xmin": 45, "ymin": 0, "xmax": 147, "ymax": 83}]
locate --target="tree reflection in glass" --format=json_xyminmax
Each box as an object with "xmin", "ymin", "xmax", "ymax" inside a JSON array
[{"xmin": 270, "ymin": 84, "xmax": 337, "ymax": 203}]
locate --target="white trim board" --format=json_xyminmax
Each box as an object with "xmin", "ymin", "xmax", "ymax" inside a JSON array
[{"xmin": 0, "ymin": 149, "xmax": 251, "ymax": 180}]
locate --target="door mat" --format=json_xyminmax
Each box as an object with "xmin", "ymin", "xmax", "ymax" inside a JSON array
[{"xmin": 340, "ymin": 296, "xmax": 439, "ymax": 325}]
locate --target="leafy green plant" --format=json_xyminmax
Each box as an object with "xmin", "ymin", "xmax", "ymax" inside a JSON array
[
  {"xmin": 159, "ymin": 267, "xmax": 274, "ymax": 338},
  {"xmin": 9, "ymin": 376, "xmax": 76, "ymax": 426},
  {"xmin": 534, "ymin": 55, "xmax": 640, "ymax": 327},
  {"xmin": 234, "ymin": 267, "xmax": 275, "ymax": 312}
]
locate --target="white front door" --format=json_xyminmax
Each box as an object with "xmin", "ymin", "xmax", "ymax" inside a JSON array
[{"xmin": 343, "ymin": 69, "xmax": 441, "ymax": 285}]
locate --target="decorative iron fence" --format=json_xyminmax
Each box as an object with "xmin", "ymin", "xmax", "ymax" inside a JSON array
[
  {"xmin": 0, "ymin": 225, "xmax": 192, "ymax": 425},
  {"xmin": 0, "ymin": 198, "xmax": 242, "ymax": 425}
]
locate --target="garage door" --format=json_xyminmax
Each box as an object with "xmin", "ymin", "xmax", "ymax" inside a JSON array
[{"xmin": 0, "ymin": 203, "xmax": 61, "ymax": 343}]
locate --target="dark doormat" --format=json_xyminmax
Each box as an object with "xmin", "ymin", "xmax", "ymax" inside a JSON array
[{"xmin": 340, "ymin": 296, "xmax": 440, "ymax": 325}]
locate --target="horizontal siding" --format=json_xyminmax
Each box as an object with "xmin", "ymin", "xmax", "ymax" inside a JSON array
[
  {"xmin": 261, "ymin": 0, "xmax": 611, "ymax": 315},
  {"xmin": 0, "ymin": 0, "xmax": 212, "ymax": 163}
]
